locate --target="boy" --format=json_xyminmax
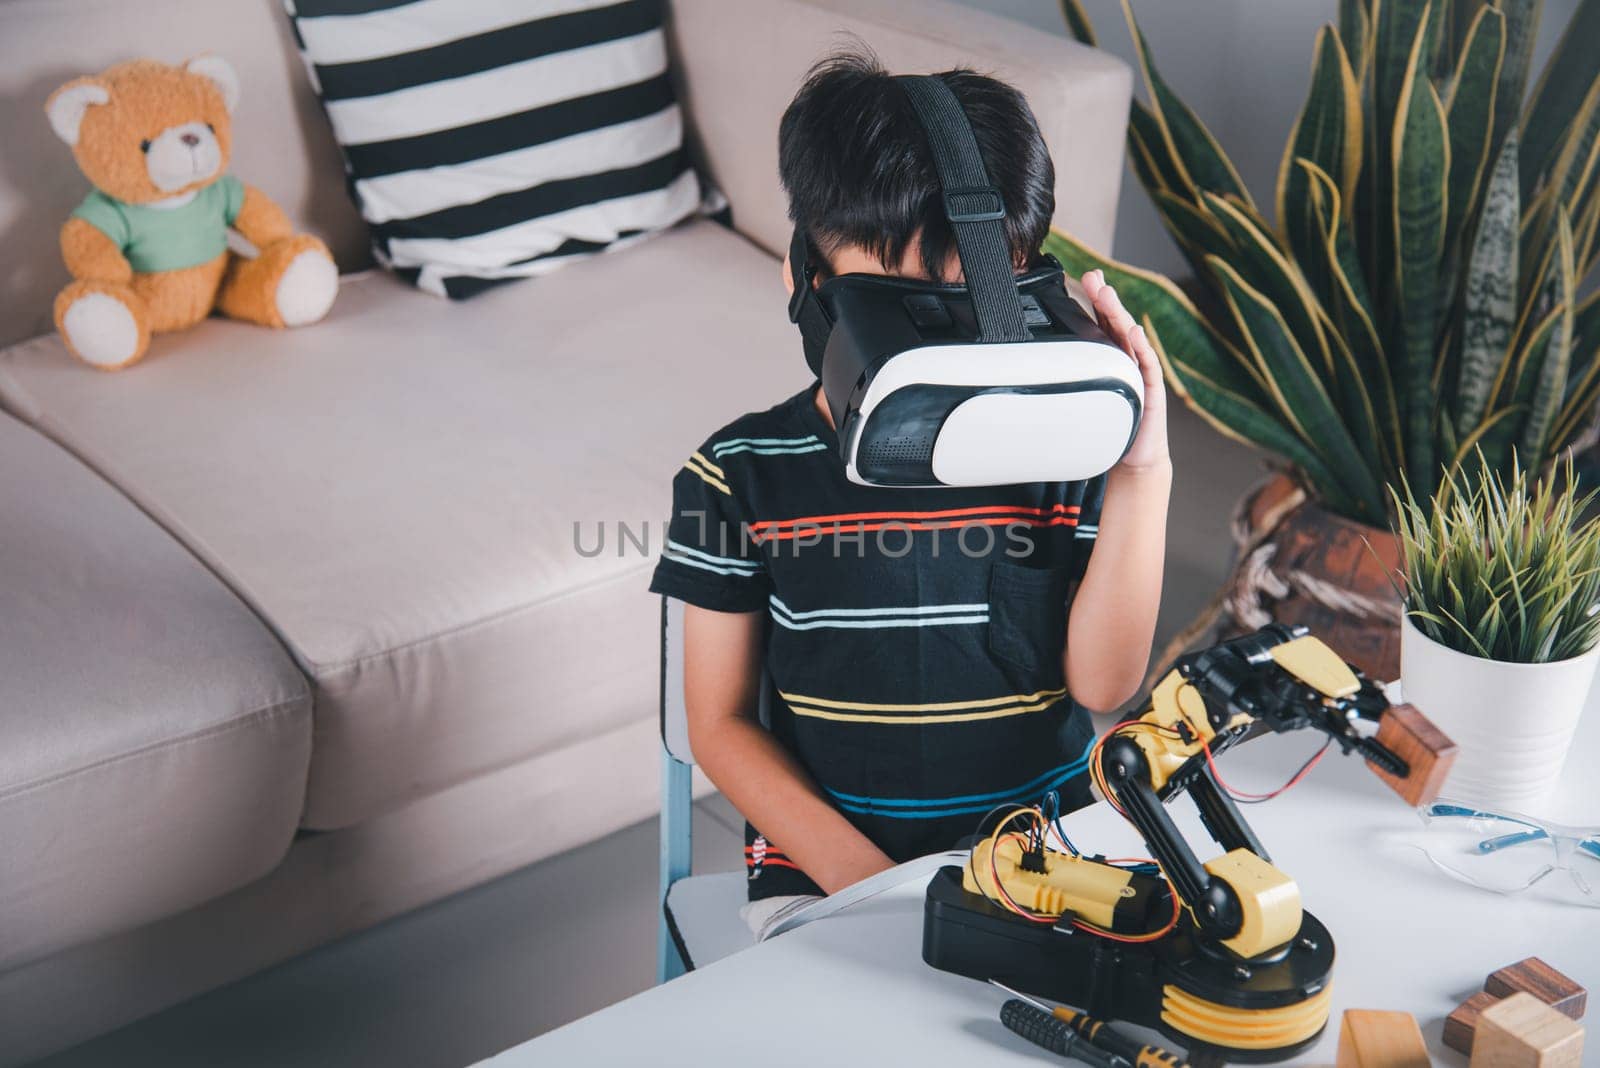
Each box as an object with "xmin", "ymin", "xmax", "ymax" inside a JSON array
[{"xmin": 649, "ymin": 52, "xmax": 1169, "ymax": 936}]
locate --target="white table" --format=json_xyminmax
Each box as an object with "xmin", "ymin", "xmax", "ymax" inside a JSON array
[{"xmin": 487, "ymin": 708, "xmax": 1600, "ymax": 1067}]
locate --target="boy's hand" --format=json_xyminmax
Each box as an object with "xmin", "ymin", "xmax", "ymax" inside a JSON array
[{"xmin": 1080, "ymin": 269, "xmax": 1169, "ymax": 471}]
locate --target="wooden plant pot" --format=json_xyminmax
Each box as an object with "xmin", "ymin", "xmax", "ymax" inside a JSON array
[{"xmin": 1157, "ymin": 474, "xmax": 1403, "ymax": 684}]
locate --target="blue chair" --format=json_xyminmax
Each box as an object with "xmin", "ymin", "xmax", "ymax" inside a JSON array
[{"xmin": 657, "ymin": 596, "xmax": 761, "ymax": 981}]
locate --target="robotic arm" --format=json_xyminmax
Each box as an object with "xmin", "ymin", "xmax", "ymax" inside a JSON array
[
  {"xmin": 1096, "ymin": 623, "xmax": 1408, "ymax": 957},
  {"xmin": 926, "ymin": 625, "xmax": 1454, "ymax": 1063}
]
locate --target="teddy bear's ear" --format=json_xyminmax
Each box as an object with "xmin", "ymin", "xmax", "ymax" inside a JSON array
[
  {"xmin": 46, "ymin": 79, "xmax": 110, "ymax": 146},
  {"xmin": 185, "ymin": 55, "xmax": 240, "ymax": 114}
]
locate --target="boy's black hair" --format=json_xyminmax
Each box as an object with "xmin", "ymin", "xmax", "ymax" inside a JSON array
[{"xmin": 778, "ymin": 46, "xmax": 1055, "ymax": 280}]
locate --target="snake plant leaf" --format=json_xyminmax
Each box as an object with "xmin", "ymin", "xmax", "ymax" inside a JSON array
[
  {"xmin": 1296, "ymin": 161, "xmax": 1337, "ymax": 313},
  {"xmin": 1510, "ymin": 211, "xmax": 1574, "ymax": 460},
  {"xmin": 1209, "ymin": 255, "xmax": 1386, "ymax": 519},
  {"xmin": 1517, "ymin": 213, "xmax": 1574, "ymax": 464},
  {"xmin": 1202, "ymin": 191, "xmax": 1385, "ymax": 480},
  {"xmin": 1438, "ymin": 405, "xmax": 1460, "ymax": 468},
  {"xmin": 1475, "ymin": 306, "xmax": 1559, "ymax": 474},
  {"xmin": 1511, "ymin": 194, "xmax": 1570, "ymax": 371},
  {"xmin": 1127, "ymin": 102, "xmax": 1188, "ymax": 198},
  {"xmin": 1441, "ymin": 0, "xmax": 1483, "ymax": 72},
  {"xmin": 1322, "ymin": 309, "xmax": 1392, "ymax": 478},
  {"xmin": 1442, "ymin": 6, "xmax": 1505, "ymax": 276},
  {"xmin": 1428, "ymin": 0, "xmax": 1454, "ymax": 81},
  {"xmin": 1574, "ymin": 290, "xmax": 1600, "ymax": 369},
  {"xmin": 1393, "ymin": 37, "xmax": 1450, "ymax": 492},
  {"xmin": 1202, "ymin": 193, "xmax": 1328, "ymax": 364},
  {"xmin": 1302, "ymin": 160, "xmax": 1403, "ymax": 465},
  {"xmin": 1572, "ymin": 289, "xmax": 1600, "ymax": 365},
  {"xmin": 1478, "ymin": 292, "xmax": 1563, "ymax": 474},
  {"xmin": 1121, "ymin": 0, "xmax": 1252, "ymax": 205},
  {"xmin": 1450, "ymin": 406, "xmax": 1522, "ymax": 471},
  {"xmin": 1339, "ymin": 0, "xmax": 1372, "ymax": 83},
  {"xmin": 1127, "ymin": 109, "xmax": 1174, "ymax": 198},
  {"xmin": 1279, "ymin": 26, "xmax": 1362, "ymax": 265},
  {"xmin": 1041, "ymin": 229, "xmax": 1262, "ymax": 397},
  {"xmin": 1457, "ymin": 132, "xmax": 1520, "ymax": 437},
  {"xmin": 1554, "ymin": 291, "xmax": 1600, "ymax": 444},
  {"xmin": 1574, "ymin": 178, "xmax": 1600, "ymax": 274},
  {"xmin": 1519, "ymin": 0, "xmax": 1600, "ymax": 201},
  {"xmin": 1152, "ymin": 188, "xmax": 1231, "ymax": 284},
  {"xmin": 1058, "ymin": 0, "xmax": 1097, "ymax": 46},
  {"xmin": 1521, "ymin": 77, "xmax": 1600, "ymax": 293},
  {"xmin": 1376, "ymin": 0, "xmax": 1435, "ymax": 126},
  {"xmin": 1149, "ymin": 318, "xmax": 1364, "ymax": 518},
  {"xmin": 1362, "ymin": 0, "xmax": 1434, "ymax": 295},
  {"xmin": 1492, "ymin": 0, "xmax": 1543, "ymax": 158},
  {"xmin": 1301, "ymin": 161, "xmax": 1385, "ymax": 348}
]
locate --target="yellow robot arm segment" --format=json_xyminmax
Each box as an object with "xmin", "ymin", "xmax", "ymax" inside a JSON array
[
  {"xmin": 1267, "ymin": 635, "xmax": 1360, "ymax": 698},
  {"xmin": 964, "ymin": 831, "xmax": 1137, "ymax": 928},
  {"xmin": 1122, "ymin": 670, "xmax": 1250, "ymax": 794},
  {"xmin": 1203, "ymin": 849, "xmax": 1302, "ymax": 958}
]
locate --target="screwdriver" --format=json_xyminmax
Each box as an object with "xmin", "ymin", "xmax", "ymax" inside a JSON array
[
  {"xmin": 996, "ymin": 994, "xmax": 1130, "ymax": 1068},
  {"xmin": 990, "ymin": 980, "xmax": 1190, "ymax": 1068}
]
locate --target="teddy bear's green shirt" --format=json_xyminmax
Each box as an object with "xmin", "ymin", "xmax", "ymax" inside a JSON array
[{"xmin": 71, "ymin": 175, "xmax": 245, "ymax": 274}]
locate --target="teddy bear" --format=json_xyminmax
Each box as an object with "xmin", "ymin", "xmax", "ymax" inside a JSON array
[{"xmin": 46, "ymin": 56, "xmax": 338, "ymax": 370}]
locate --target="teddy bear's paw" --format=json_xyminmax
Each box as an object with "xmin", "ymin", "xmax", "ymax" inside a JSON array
[
  {"xmin": 57, "ymin": 287, "xmax": 149, "ymax": 370},
  {"xmin": 275, "ymin": 248, "xmax": 338, "ymax": 327}
]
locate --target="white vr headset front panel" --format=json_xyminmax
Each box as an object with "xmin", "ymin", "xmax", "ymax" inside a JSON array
[
  {"xmin": 842, "ymin": 340, "xmax": 1144, "ymax": 487},
  {"xmin": 931, "ymin": 392, "xmax": 1137, "ymax": 485}
]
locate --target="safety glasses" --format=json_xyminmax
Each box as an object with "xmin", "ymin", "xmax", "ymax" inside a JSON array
[{"xmin": 1416, "ymin": 800, "xmax": 1600, "ymax": 907}]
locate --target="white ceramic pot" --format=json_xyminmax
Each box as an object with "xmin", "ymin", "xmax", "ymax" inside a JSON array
[{"xmin": 1399, "ymin": 613, "xmax": 1599, "ymax": 811}]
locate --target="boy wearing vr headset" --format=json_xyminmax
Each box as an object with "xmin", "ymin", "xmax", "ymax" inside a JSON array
[{"xmin": 650, "ymin": 50, "xmax": 1170, "ymax": 937}]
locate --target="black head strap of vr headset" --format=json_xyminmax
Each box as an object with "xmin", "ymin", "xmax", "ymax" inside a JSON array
[{"xmin": 787, "ymin": 73, "xmax": 1032, "ymax": 378}]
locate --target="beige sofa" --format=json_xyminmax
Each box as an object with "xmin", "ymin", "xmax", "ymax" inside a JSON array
[{"xmin": 0, "ymin": 0, "xmax": 1131, "ymax": 1060}]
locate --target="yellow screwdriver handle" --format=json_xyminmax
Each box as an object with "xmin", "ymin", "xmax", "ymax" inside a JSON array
[{"xmin": 1052, "ymin": 1007, "xmax": 1189, "ymax": 1068}]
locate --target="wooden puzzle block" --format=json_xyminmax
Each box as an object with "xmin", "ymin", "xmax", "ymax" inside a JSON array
[
  {"xmin": 1470, "ymin": 992, "xmax": 1583, "ymax": 1067},
  {"xmin": 1485, "ymin": 958, "xmax": 1587, "ymax": 1021},
  {"xmin": 1336, "ymin": 1009, "xmax": 1429, "ymax": 1068},
  {"xmin": 1445, "ymin": 991, "xmax": 1502, "ymax": 1055},
  {"xmin": 1366, "ymin": 703, "xmax": 1457, "ymax": 806}
]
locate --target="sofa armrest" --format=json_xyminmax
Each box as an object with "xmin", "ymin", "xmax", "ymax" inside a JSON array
[{"xmin": 666, "ymin": 0, "xmax": 1132, "ymax": 259}]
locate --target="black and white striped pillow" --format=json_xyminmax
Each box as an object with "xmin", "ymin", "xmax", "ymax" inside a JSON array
[{"xmin": 286, "ymin": 0, "xmax": 704, "ymax": 298}]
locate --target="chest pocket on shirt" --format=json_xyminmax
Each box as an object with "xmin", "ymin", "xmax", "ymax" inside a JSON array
[{"xmin": 987, "ymin": 560, "xmax": 1071, "ymax": 683}]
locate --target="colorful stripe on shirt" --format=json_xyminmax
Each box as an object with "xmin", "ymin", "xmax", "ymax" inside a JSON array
[
  {"xmin": 662, "ymin": 539, "xmax": 761, "ymax": 578},
  {"xmin": 769, "ymin": 595, "xmax": 988, "ymax": 631},
  {"xmin": 748, "ymin": 504, "xmax": 1078, "ymax": 543},
  {"xmin": 779, "ymin": 687, "xmax": 1068, "ymax": 725},
  {"xmin": 683, "ymin": 451, "xmax": 730, "ymax": 495},
  {"xmin": 822, "ymin": 736, "xmax": 1096, "ymax": 819},
  {"xmin": 711, "ymin": 435, "xmax": 827, "ymax": 458},
  {"xmin": 745, "ymin": 837, "xmax": 801, "ymax": 873}
]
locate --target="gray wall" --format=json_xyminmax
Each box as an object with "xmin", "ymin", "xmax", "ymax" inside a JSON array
[{"xmin": 949, "ymin": 0, "xmax": 1578, "ymax": 278}]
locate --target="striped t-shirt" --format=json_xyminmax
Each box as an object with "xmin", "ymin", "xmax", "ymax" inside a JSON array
[{"xmin": 650, "ymin": 388, "xmax": 1103, "ymax": 899}]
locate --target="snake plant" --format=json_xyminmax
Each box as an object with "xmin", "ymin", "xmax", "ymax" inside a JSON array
[
  {"xmin": 1392, "ymin": 453, "xmax": 1600, "ymax": 661},
  {"xmin": 1049, "ymin": 0, "xmax": 1600, "ymax": 524}
]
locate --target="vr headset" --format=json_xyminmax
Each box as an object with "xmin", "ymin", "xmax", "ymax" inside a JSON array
[{"xmin": 787, "ymin": 74, "xmax": 1143, "ymax": 488}]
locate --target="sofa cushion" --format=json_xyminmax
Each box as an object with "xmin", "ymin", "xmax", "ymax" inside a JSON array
[
  {"xmin": 667, "ymin": 0, "xmax": 1132, "ymax": 259},
  {"xmin": 0, "ymin": 412, "xmax": 313, "ymax": 969},
  {"xmin": 0, "ymin": 218, "xmax": 809, "ymax": 830},
  {"xmin": 286, "ymin": 0, "xmax": 704, "ymax": 298}
]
